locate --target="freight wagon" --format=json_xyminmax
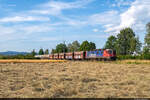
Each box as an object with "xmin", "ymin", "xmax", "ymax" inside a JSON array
[
  {"xmin": 74, "ymin": 51, "xmax": 85, "ymax": 60},
  {"xmin": 35, "ymin": 55, "xmax": 50, "ymax": 59},
  {"xmin": 59, "ymin": 53, "xmax": 65, "ymax": 59},
  {"xmin": 65, "ymin": 52, "xmax": 74, "ymax": 60},
  {"xmin": 35, "ymin": 49, "xmax": 116, "ymax": 61},
  {"xmin": 54, "ymin": 53, "xmax": 59, "ymax": 59},
  {"xmin": 49, "ymin": 54, "xmax": 54, "ymax": 59}
]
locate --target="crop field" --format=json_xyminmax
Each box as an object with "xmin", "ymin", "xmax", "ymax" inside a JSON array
[{"xmin": 0, "ymin": 60, "xmax": 150, "ymax": 98}]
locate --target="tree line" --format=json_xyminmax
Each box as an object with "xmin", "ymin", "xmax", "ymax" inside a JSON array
[
  {"xmin": 104, "ymin": 22, "xmax": 150, "ymax": 59},
  {"xmin": 34, "ymin": 40, "xmax": 96, "ymax": 55}
]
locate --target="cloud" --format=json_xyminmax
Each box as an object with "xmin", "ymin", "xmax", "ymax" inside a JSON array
[
  {"xmin": 112, "ymin": 0, "xmax": 133, "ymax": 7},
  {"xmin": 59, "ymin": 10, "xmax": 120, "ymax": 28},
  {"xmin": 30, "ymin": 0, "xmax": 94, "ymax": 16},
  {"xmin": 0, "ymin": 16, "xmax": 50, "ymax": 22},
  {"xmin": 103, "ymin": 0, "xmax": 150, "ymax": 33},
  {"xmin": 119, "ymin": 0, "xmax": 150, "ymax": 29},
  {"xmin": 88, "ymin": 10, "xmax": 120, "ymax": 25},
  {"xmin": 93, "ymin": 29, "xmax": 99, "ymax": 32},
  {"xmin": 0, "ymin": 23, "xmax": 55, "ymax": 42},
  {"xmin": 0, "ymin": 25, "xmax": 16, "ymax": 36},
  {"xmin": 62, "ymin": 17, "xmax": 87, "ymax": 26},
  {"xmin": 37, "ymin": 37, "xmax": 61, "ymax": 42},
  {"xmin": 20, "ymin": 24, "xmax": 54, "ymax": 34}
]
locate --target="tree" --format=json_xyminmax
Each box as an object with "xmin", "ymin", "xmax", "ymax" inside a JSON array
[
  {"xmin": 104, "ymin": 35, "xmax": 117, "ymax": 50},
  {"xmin": 79, "ymin": 40, "xmax": 91, "ymax": 51},
  {"xmin": 51, "ymin": 49, "xmax": 56, "ymax": 54},
  {"xmin": 145, "ymin": 33, "xmax": 150, "ymax": 47},
  {"xmin": 116, "ymin": 27, "xmax": 141, "ymax": 55},
  {"xmin": 143, "ymin": 22, "xmax": 150, "ymax": 54},
  {"xmin": 89, "ymin": 42, "xmax": 96, "ymax": 50},
  {"xmin": 68, "ymin": 40, "xmax": 80, "ymax": 52},
  {"xmin": 55, "ymin": 43, "xmax": 68, "ymax": 53},
  {"xmin": 31, "ymin": 49, "xmax": 36, "ymax": 56},
  {"xmin": 135, "ymin": 36, "xmax": 142, "ymax": 54},
  {"xmin": 67, "ymin": 43, "xmax": 72, "ymax": 52},
  {"xmin": 45, "ymin": 49, "xmax": 49, "ymax": 54},
  {"xmin": 39, "ymin": 48, "xmax": 44, "ymax": 55},
  {"xmin": 146, "ymin": 22, "xmax": 150, "ymax": 33},
  {"xmin": 72, "ymin": 41, "xmax": 80, "ymax": 51}
]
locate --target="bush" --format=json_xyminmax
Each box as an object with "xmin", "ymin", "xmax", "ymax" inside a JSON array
[
  {"xmin": 141, "ymin": 54, "xmax": 150, "ymax": 60},
  {"xmin": 0, "ymin": 54, "xmax": 37, "ymax": 59},
  {"xmin": 117, "ymin": 54, "xmax": 150, "ymax": 60}
]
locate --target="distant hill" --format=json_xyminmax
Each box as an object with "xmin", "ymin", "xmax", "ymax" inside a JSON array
[{"xmin": 0, "ymin": 51, "xmax": 29, "ymax": 56}]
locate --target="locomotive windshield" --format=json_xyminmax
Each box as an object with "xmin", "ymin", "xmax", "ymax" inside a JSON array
[{"xmin": 107, "ymin": 50, "xmax": 113, "ymax": 54}]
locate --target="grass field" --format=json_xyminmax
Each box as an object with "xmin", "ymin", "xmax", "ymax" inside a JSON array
[
  {"xmin": 0, "ymin": 61, "xmax": 150, "ymax": 98},
  {"xmin": 0, "ymin": 59, "xmax": 150, "ymax": 64}
]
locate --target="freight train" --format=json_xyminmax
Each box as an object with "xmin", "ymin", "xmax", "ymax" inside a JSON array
[{"xmin": 35, "ymin": 49, "xmax": 116, "ymax": 61}]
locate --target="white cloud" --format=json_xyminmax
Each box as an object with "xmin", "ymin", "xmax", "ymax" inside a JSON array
[
  {"xmin": 0, "ymin": 23, "xmax": 55, "ymax": 42},
  {"xmin": 119, "ymin": 0, "xmax": 150, "ymax": 29},
  {"xmin": 88, "ymin": 11, "xmax": 120, "ymax": 25},
  {"xmin": 0, "ymin": 16, "xmax": 50, "ymax": 22},
  {"xmin": 20, "ymin": 24, "xmax": 54, "ymax": 34},
  {"xmin": 37, "ymin": 37, "xmax": 61, "ymax": 42},
  {"xmin": 0, "ymin": 25, "xmax": 16, "ymax": 36},
  {"xmin": 112, "ymin": 0, "xmax": 133, "ymax": 7},
  {"xmin": 63, "ymin": 18, "xmax": 87, "ymax": 26},
  {"xmin": 30, "ymin": 0, "xmax": 94, "ymax": 16},
  {"xmin": 42, "ymin": 10, "xmax": 120, "ymax": 31},
  {"xmin": 93, "ymin": 29, "xmax": 99, "ymax": 32},
  {"xmin": 103, "ymin": 0, "xmax": 150, "ymax": 33}
]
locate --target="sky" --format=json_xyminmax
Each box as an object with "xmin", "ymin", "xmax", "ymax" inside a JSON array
[{"xmin": 0, "ymin": 0, "xmax": 150, "ymax": 52}]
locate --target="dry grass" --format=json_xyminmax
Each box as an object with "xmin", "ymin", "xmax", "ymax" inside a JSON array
[
  {"xmin": 0, "ymin": 60, "xmax": 66, "ymax": 63},
  {"xmin": 0, "ymin": 61, "xmax": 150, "ymax": 98}
]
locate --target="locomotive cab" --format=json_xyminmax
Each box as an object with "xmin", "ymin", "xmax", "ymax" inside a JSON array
[{"xmin": 104, "ymin": 49, "xmax": 116, "ymax": 60}]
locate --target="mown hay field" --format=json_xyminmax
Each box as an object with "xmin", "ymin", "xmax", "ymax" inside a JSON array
[{"xmin": 0, "ymin": 61, "xmax": 150, "ymax": 98}]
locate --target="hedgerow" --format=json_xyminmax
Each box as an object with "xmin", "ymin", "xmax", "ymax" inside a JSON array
[{"xmin": 117, "ymin": 54, "xmax": 150, "ymax": 60}]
